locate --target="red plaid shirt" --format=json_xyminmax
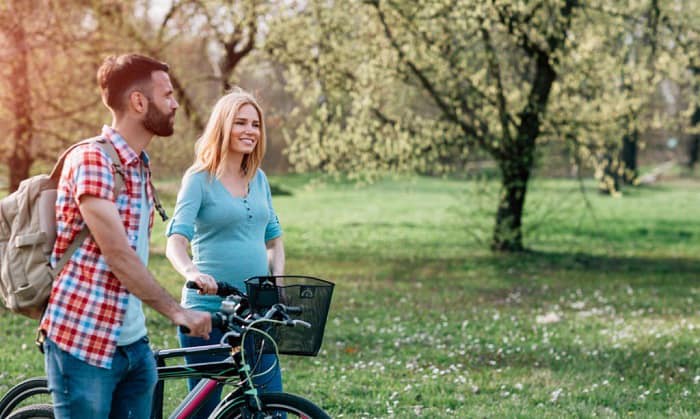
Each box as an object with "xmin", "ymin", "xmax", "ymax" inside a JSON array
[{"xmin": 40, "ymin": 126, "xmax": 155, "ymax": 368}]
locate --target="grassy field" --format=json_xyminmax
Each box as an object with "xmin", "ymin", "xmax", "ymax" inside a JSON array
[{"xmin": 1, "ymin": 175, "xmax": 700, "ymax": 418}]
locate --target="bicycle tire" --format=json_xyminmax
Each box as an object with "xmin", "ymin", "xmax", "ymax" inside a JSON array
[
  {"xmin": 4, "ymin": 403, "xmax": 54, "ymax": 419},
  {"xmin": 213, "ymin": 392, "xmax": 330, "ymax": 419},
  {"xmin": 0, "ymin": 377, "xmax": 50, "ymax": 418}
]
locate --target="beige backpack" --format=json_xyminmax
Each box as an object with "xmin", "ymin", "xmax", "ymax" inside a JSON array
[{"xmin": 0, "ymin": 137, "xmax": 124, "ymax": 319}]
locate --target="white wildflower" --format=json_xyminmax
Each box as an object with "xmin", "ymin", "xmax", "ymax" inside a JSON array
[
  {"xmin": 550, "ymin": 388, "xmax": 563, "ymax": 402},
  {"xmin": 536, "ymin": 312, "xmax": 561, "ymax": 324}
]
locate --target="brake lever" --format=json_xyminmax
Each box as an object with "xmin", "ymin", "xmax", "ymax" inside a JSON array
[
  {"xmin": 220, "ymin": 330, "xmax": 242, "ymax": 345},
  {"xmin": 288, "ymin": 319, "xmax": 311, "ymax": 328}
]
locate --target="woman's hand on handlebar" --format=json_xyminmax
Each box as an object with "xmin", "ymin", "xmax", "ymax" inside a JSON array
[{"xmin": 185, "ymin": 270, "xmax": 218, "ymax": 295}]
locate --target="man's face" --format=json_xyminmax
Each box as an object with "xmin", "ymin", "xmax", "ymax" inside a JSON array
[{"xmin": 142, "ymin": 70, "xmax": 179, "ymax": 137}]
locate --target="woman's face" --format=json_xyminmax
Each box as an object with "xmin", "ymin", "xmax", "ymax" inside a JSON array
[{"xmin": 230, "ymin": 103, "xmax": 260, "ymax": 155}]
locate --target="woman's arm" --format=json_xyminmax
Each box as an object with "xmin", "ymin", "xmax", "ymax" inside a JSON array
[
  {"xmin": 266, "ymin": 236, "xmax": 285, "ymax": 276},
  {"xmin": 166, "ymin": 233, "xmax": 217, "ymax": 295}
]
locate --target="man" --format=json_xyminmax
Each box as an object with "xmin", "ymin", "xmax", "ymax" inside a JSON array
[{"xmin": 40, "ymin": 54, "xmax": 211, "ymax": 418}]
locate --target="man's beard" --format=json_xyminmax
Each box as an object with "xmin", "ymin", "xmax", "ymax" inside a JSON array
[{"xmin": 143, "ymin": 99, "xmax": 175, "ymax": 137}]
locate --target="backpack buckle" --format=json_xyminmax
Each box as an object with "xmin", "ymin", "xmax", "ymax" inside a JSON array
[{"xmin": 35, "ymin": 328, "xmax": 46, "ymax": 354}]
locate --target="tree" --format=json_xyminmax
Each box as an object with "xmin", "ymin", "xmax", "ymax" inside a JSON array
[
  {"xmin": 267, "ymin": 0, "xmax": 696, "ymax": 251},
  {"xmin": 0, "ymin": 0, "xmax": 33, "ymax": 192},
  {"xmin": 594, "ymin": 0, "xmax": 696, "ymax": 193},
  {"xmin": 0, "ymin": 0, "xmax": 267, "ymax": 185},
  {"xmin": 689, "ymin": 104, "xmax": 700, "ymax": 170},
  {"xmin": 686, "ymin": 44, "xmax": 700, "ymax": 172},
  {"xmin": 0, "ymin": 0, "xmax": 104, "ymax": 191}
]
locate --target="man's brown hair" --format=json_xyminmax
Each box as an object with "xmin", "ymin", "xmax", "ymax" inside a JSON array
[{"xmin": 97, "ymin": 54, "xmax": 169, "ymax": 112}]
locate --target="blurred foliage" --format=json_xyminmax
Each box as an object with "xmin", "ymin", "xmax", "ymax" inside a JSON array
[
  {"xmin": 0, "ymin": 0, "xmax": 275, "ymax": 181},
  {"xmin": 0, "ymin": 0, "xmax": 698, "ymax": 249}
]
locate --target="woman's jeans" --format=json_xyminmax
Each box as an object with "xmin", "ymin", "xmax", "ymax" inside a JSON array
[
  {"xmin": 44, "ymin": 336, "xmax": 157, "ymax": 419},
  {"xmin": 178, "ymin": 327, "xmax": 283, "ymax": 419}
]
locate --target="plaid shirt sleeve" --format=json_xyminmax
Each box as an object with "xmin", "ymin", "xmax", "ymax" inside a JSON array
[{"xmin": 72, "ymin": 145, "xmax": 116, "ymax": 203}]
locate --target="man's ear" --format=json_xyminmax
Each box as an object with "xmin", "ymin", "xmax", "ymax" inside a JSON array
[{"xmin": 129, "ymin": 91, "xmax": 147, "ymax": 114}]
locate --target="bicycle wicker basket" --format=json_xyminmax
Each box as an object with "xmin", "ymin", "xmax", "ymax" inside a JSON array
[{"xmin": 245, "ymin": 275, "xmax": 334, "ymax": 356}]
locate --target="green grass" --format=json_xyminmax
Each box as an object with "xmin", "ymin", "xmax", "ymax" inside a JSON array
[{"xmin": 2, "ymin": 175, "xmax": 700, "ymax": 418}]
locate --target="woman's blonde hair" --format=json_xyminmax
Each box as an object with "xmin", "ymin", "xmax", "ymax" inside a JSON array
[{"xmin": 191, "ymin": 87, "xmax": 266, "ymax": 182}]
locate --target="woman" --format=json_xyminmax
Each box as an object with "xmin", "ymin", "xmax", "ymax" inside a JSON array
[{"xmin": 166, "ymin": 88, "xmax": 285, "ymax": 418}]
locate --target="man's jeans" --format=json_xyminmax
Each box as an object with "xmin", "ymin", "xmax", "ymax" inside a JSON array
[{"xmin": 44, "ymin": 336, "xmax": 157, "ymax": 419}]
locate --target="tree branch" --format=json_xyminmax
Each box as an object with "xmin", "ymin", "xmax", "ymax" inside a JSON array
[
  {"xmin": 157, "ymin": 0, "xmax": 185, "ymax": 44},
  {"xmin": 491, "ymin": 0, "xmax": 547, "ymax": 56},
  {"xmin": 480, "ymin": 20, "xmax": 514, "ymax": 144},
  {"xmin": 370, "ymin": 1, "xmax": 481, "ymax": 147}
]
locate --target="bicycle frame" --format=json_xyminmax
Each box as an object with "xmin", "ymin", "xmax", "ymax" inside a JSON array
[
  {"xmin": 0, "ymin": 276, "xmax": 333, "ymax": 418},
  {"xmin": 151, "ymin": 342, "xmax": 255, "ymax": 419},
  {"xmin": 0, "ymin": 343, "xmax": 276, "ymax": 419}
]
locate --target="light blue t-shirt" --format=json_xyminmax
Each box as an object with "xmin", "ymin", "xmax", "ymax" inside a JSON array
[
  {"xmin": 117, "ymin": 164, "xmax": 149, "ymax": 345},
  {"xmin": 166, "ymin": 168, "xmax": 282, "ymax": 312}
]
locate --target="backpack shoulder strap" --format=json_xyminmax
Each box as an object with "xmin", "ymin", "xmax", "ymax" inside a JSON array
[
  {"xmin": 48, "ymin": 136, "xmax": 102, "ymax": 182},
  {"xmin": 94, "ymin": 137, "xmax": 126, "ymax": 195},
  {"xmin": 150, "ymin": 179, "xmax": 168, "ymax": 221},
  {"xmin": 49, "ymin": 137, "xmax": 126, "ymax": 277}
]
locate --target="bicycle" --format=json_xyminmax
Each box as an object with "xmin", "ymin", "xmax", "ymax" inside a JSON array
[{"xmin": 0, "ymin": 275, "xmax": 334, "ymax": 419}]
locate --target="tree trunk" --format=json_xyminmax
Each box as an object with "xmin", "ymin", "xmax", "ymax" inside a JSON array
[
  {"xmin": 489, "ymin": 42, "xmax": 559, "ymax": 252},
  {"xmin": 6, "ymin": 9, "xmax": 33, "ymax": 192},
  {"xmin": 689, "ymin": 135, "xmax": 700, "ymax": 171},
  {"xmin": 688, "ymin": 106, "xmax": 700, "ymax": 171},
  {"xmin": 492, "ymin": 160, "xmax": 532, "ymax": 252},
  {"xmin": 621, "ymin": 130, "xmax": 638, "ymax": 184}
]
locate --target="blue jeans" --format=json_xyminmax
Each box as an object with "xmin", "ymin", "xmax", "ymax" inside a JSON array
[
  {"xmin": 178, "ymin": 328, "xmax": 283, "ymax": 419},
  {"xmin": 44, "ymin": 336, "xmax": 157, "ymax": 419}
]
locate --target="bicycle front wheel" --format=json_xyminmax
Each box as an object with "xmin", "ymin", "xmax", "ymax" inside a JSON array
[
  {"xmin": 5, "ymin": 403, "xmax": 54, "ymax": 419},
  {"xmin": 213, "ymin": 392, "xmax": 330, "ymax": 419},
  {"xmin": 0, "ymin": 377, "xmax": 51, "ymax": 418}
]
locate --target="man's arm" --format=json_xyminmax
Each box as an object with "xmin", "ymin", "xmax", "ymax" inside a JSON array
[{"xmin": 79, "ymin": 195, "xmax": 211, "ymax": 338}]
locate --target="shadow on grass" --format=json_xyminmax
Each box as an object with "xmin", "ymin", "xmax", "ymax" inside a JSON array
[
  {"xmin": 471, "ymin": 250, "xmax": 700, "ymax": 276},
  {"xmin": 553, "ymin": 220, "xmax": 699, "ymax": 246},
  {"xmin": 312, "ymin": 249, "xmax": 700, "ymax": 303},
  {"xmin": 347, "ymin": 250, "xmax": 700, "ymax": 283}
]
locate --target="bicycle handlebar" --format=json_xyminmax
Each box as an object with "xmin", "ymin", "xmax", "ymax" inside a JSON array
[
  {"xmin": 179, "ymin": 281, "xmax": 306, "ymax": 335},
  {"xmin": 185, "ymin": 280, "xmax": 244, "ymax": 297},
  {"xmin": 286, "ymin": 306, "xmax": 302, "ymax": 315}
]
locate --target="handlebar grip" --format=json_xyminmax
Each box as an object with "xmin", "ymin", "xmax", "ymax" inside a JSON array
[
  {"xmin": 211, "ymin": 312, "xmax": 224, "ymax": 329},
  {"xmin": 178, "ymin": 312, "xmax": 225, "ymax": 335},
  {"xmin": 217, "ymin": 282, "xmax": 244, "ymax": 297},
  {"xmin": 286, "ymin": 306, "xmax": 303, "ymax": 315},
  {"xmin": 185, "ymin": 281, "xmax": 243, "ymax": 297}
]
